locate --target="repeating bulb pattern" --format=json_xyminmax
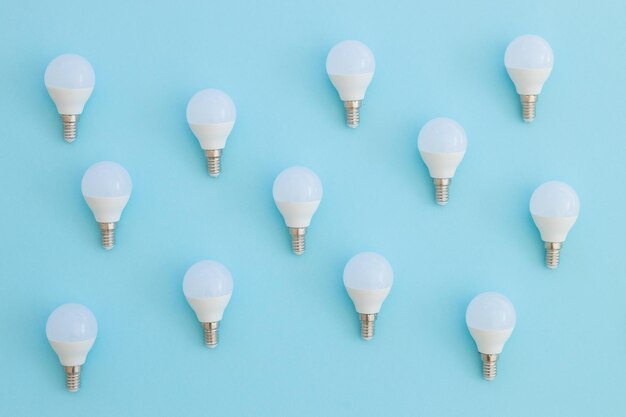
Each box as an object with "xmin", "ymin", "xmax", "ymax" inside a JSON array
[{"xmin": 41, "ymin": 32, "xmax": 580, "ymax": 393}]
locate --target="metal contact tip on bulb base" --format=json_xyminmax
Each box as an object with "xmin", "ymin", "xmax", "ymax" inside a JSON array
[
  {"xmin": 359, "ymin": 313, "xmax": 376, "ymax": 340},
  {"xmin": 433, "ymin": 178, "xmax": 451, "ymax": 206},
  {"xmin": 480, "ymin": 353, "xmax": 498, "ymax": 381},
  {"xmin": 520, "ymin": 95, "xmax": 538, "ymax": 123},
  {"xmin": 61, "ymin": 114, "xmax": 79, "ymax": 142},
  {"xmin": 64, "ymin": 365, "xmax": 81, "ymax": 392},
  {"xmin": 98, "ymin": 222, "xmax": 116, "ymax": 250},
  {"xmin": 201, "ymin": 321, "xmax": 219, "ymax": 348},
  {"xmin": 288, "ymin": 227, "xmax": 306, "ymax": 255},
  {"xmin": 343, "ymin": 100, "xmax": 361, "ymax": 128},
  {"xmin": 544, "ymin": 241, "xmax": 562, "ymax": 269},
  {"xmin": 205, "ymin": 149, "xmax": 222, "ymax": 177}
]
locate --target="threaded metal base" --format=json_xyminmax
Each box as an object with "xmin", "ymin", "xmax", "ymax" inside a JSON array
[
  {"xmin": 205, "ymin": 149, "xmax": 222, "ymax": 177},
  {"xmin": 288, "ymin": 227, "xmax": 306, "ymax": 255},
  {"xmin": 433, "ymin": 178, "xmax": 451, "ymax": 206},
  {"xmin": 343, "ymin": 100, "xmax": 361, "ymax": 128},
  {"xmin": 545, "ymin": 241, "xmax": 562, "ymax": 269},
  {"xmin": 64, "ymin": 365, "xmax": 81, "ymax": 392},
  {"xmin": 201, "ymin": 321, "xmax": 219, "ymax": 348},
  {"xmin": 61, "ymin": 114, "xmax": 79, "ymax": 142},
  {"xmin": 520, "ymin": 95, "xmax": 538, "ymax": 123},
  {"xmin": 99, "ymin": 222, "xmax": 116, "ymax": 250},
  {"xmin": 480, "ymin": 353, "xmax": 498, "ymax": 381},
  {"xmin": 359, "ymin": 313, "xmax": 376, "ymax": 340}
]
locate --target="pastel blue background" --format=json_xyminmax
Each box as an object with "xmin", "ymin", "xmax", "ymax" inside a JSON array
[{"xmin": 0, "ymin": 1, "xmax": 624, "ymax": 416}]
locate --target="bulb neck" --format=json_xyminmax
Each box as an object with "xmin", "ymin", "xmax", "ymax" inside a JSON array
[
  {"xmin": 61, "ymin": 114, "xmax": 79, "ymax": 142},
  {"xmin": 288, "ymin": 227, "xmax": 306, "ymax": 255},
  {"xmin": 64, "ymin": 365, "xmax": 81, "ymax": 392},
  {"xmin": 480, "ymin": 353, "xmax": 498, "ymax": 381},
  {"xmin": 201, "ymin": 321, "xmax": 220, "ymax": 348},
  {"xmin": 359, "ymin": 313, "xmax": 377, "ymax": 340},
  {"xmin": 98, "ymin": 222, "xmax": 116, "ymax": 250},
  {"xmin": 544, "ymin": 241, "xmax": 562, "ymax": 269},
  {"xmin": 204, "ymin": 149, "xmax": 222, "ymax": 177}
]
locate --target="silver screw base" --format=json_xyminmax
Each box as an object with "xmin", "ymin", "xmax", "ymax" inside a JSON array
[
  {"xmin": 343, "ymin": 100, "xmax": 361, "ymax": 128},
  {"xmin": 480, "ymin": 353, "xmax": 498, "ymax": 381},
  {"xmin": 205, "ymin": 149, "xmax": 222, "ymax": 177},
  {"xmin": 61, "ymin": 114, "xmax": 79, "ymax": 142},
  {"xmin": 201, "ymin": 321, "xmax": 219, "ymax": 348},
  {"xmin": 64, "ymin": 365, "xmax": 81, "ymax": 392},
  {"xmin": 520, "ymin": 94, "xmax": 538, "ymax": 123},
  {"xmin": 288, "ymin": 227, "xmax": 306, "ymax": 255},
  {"xmin": 433, "ymin": 178, "xmax": 451, "ymax": 206},
  {"xmin": 359, "ymin": 313, "xmax": 376, "ymax": 340},
  {"xmin": 98, "ymin": 222, "xmax": 116, "ymax": 250},
  {"xmin": 545, "ymin": 241, "xmax": 562, "ymax": 269}
]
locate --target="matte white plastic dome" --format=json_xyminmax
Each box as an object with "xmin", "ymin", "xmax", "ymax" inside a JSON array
[
  {"xmin": 46, "ymin": 303, "xmax": 98, "ymax": 343},
  {"xmin": 505, "ymin": 35, "xmax": 554, "ymax": 69},
  {"xmin": 343, "ymin": 252, "xmax": 394, "ymax": 290},
  {"xmin": 183, "ymin": 260, "xmax": 233, "ymax": 299},
  {"xmin": 44, "ymin": 54, "xmax": 95, "ymax": 89},
  {"xmin": 530, "ymin": 181, "xmax": 580, "ymax": 217},
  {"xmin": 326, "ymin": 40, "xmax": 376, "ymax": 75},
  {"xmin": 418, "ymin": 118, "xmax": 468, "ymax": 153},
  {"xmin": 273, "ymin": 167, "xmax": 323, "ymax": 203},
  {"xmin": 81, "ymin": 161, "xmax": 132, "ymax": 198},
  {"xmin": 466, "ymin": 292, "xmax": 516, "ymax": 331},
  {"xmin": 186, "ymin": 89, "xmax": 236, "ymax": 124}
]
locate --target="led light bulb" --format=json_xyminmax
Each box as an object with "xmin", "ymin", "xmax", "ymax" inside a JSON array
[
  {"xmin": 326, "ymin": 40, "xmax": 376, "ymax": 128},
  {"xmin": 183, "ymin": 260, "xmax": 233, "ymax": 348},
  {"xmin": 417, "ymin": 117, "xmax": 468, "ymax": 205},
  {"xmin": 46, "ymin": 303, "xmax": 98, "ymax": 392},
  {"xmin": 81, "ymin": 161, "xmax": 132, "ymax": 250},
  {"xmin": 505, "ymin": 35, "xmax": 554, "ymax": 122},
  {"xmin": 530, "ymin": 181, "xmax": 580, "ymax": 269},
  {"xmin": 273, "ymin": 166, "xmax": 323, "ymax": 255},
  {"xmin": 343, "ymin": 252, "xmax": 393, "ymax": 340},
  {"xmin": 186, "ymin": 89, "xmax": 236, "ymax": 177},
  {"xmin": 44, "ymin": 54, "xmax": 95, "ymax": 142},
  {"xmin": 466, "ymin": 292, "xmax": 516, "ymax": 381}
]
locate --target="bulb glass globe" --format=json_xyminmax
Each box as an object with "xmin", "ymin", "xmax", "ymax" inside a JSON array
[
  {"xmin": 186, "ymin": 89, "xmax": 236, "ymax": 124},
  {"xmin": 343, "ymin": 252, "xmax": 394, "ymax": 290},
  {"xmin": 81, "ymin": 161, "xmax": 132, "ymax": 198},
  {"xmin": 505, "ymin": 35, "xmax": 554, "ymax": 69},
  {"xmin": 466, "ymin": 292, "xmax": 516, "ymax": 332},
  {"xmin": 46, "ymin": 303, "xmax": 98, "ymax": 343},
  {"xmin": 183, "ymin": 260, "xmax": 234, "ymax": 299},
  {"xmin": 418, "ymin": 117, "xmax": 467, "ymax": 153},
  {"xmin": 530, "ymin": 181, "xmax": 580, "ymax": 218},
  {"xmin": 273, "ymin": 167, "xmax": 323, "ymax": 203},
  {"xmin": 45, "ymin": 54, "xmax": 95, "ymax": 89},
  {"xmin": 326, "ymin": 40, "xmax": 376, "ymax": 75}
]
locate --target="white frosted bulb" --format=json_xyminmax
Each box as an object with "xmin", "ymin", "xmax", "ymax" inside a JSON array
[
  {"xmin": 466, "ymin": 292, "xmax": 516, "ymax": 381},
  {"xmin": 504, "ymin": 35, "xmax": 554, "ymax": 122},
  {"xmin": 273, "ymin": 167, "xmax": 323, "ymax": 255},
  {"xmin": 44, "ymin": 54, "xmax": 95, "ymax": 142},
  {"xmin": 326, "ymin": 40, "xmax": 376, "ymax": 128},
  {"xmin": 46, "ymin": 304, "xmax": 98, "ymax": 392},
  {"xmin": 343, "ymin": 252, "xmax": 393, "ymax": 340},
  {"xmin": 183, "ymin": 260, "xmax": 233, "ymax": 348},
  {"xmin": 530, "ymin": 181, "xmax": 580, "ymax": 269},
  {"xmin": 81, "ymin": 161, "xmax": 132, "ymax": 250},
  {"xmin": 186, "ymin": 89, "xmax": 237, "ymax": 177},
  {"xmin": 417, "ymin": 118, "xmax": 468, "ymax": 206}
]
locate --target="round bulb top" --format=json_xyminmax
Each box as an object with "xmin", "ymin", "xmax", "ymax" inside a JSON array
[
  {"xmin": 183, "ymin": 260, "xmax": 233, "ymax": 299},
  {"xmin": 418, "ymin": 117, "xmax": 468, "ymax": 153},
  {"xmin": 505, "ymin": 35, "xmax": 554, "ymax": 69},
  {"xmin": 46, "ymin": 303, "xmax": 98, "ymax": 343},
  {"xmin": 530, "ymin": 181, "xmax": 580, "ymax": 217},
  {"xmin": 81, "ymin": 161, "xmax": 132, "ymax": 198},
  {"xmin": 343, "ymin": 252, "xmax": 394, "ymax": 290},
  {"xmin": 326, "ymin": 40, "xmax": 376, "ymax": 75},
  {"xmin": 186, "ymin": 89, "xmax": 236, "ymax": 125},
  {"xmin": 44, "ymin": 54, "xmax": 95, "ymax": 89},
  {"xmin": 466, "ymin": 292, "xmax": 516, "ymax": 331},
  {"xmin": 273, "ymin": 166, "xmax": 323, "ymax": 203}
]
